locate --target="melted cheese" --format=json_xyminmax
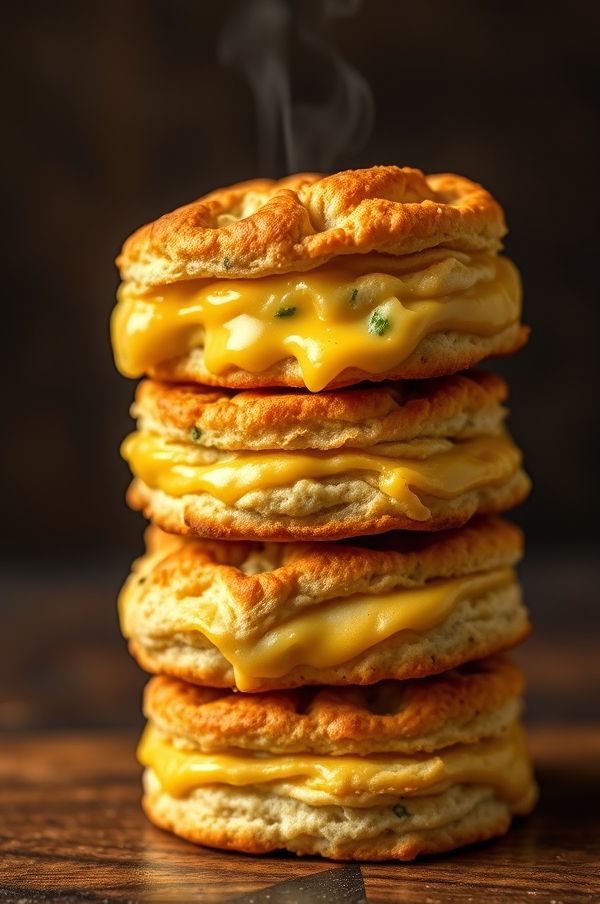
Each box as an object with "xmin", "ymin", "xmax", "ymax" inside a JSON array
[
  {"xmin": 138, "ymin": 723, "xmax": 532, "ymax": 806},
  {"xmin": 121, "ymin": 567, "xmax": 515, "ymax": 691},
  {"xmin": 111, "ymin": 252, "xmax": 522, "ymax": 391},
  {"xmin": 121, "ymin": 431, "xmax": 522, "ymax": 522}
]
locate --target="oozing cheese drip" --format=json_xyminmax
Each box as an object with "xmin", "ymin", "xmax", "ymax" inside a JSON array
[
  {"xmin": 121, "ymin": 431, "xmax": 523, "ymax": 522},
  {"xmin": 112, "ymin": 252, "xmax": 522, "ymax": 391},
  {"xmin": 138, "ymin": 723, "xmax": 533, "ymax": 808},
  {"xmin": 121, "ymin": 567, "xmax": 516, "ymax": 691}
]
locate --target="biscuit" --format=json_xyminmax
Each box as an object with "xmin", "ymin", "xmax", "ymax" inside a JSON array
[
  {"xmin": 112, "ymin": 167, "xmax": 528, "ymax": 391},
  {"xmin": 141, "ymin": 778, "xmax": 536, "ymax": 860},
  {"xmin": 122, "ymin": 372, "xmax": 531, "ymax": 541},
  {"xmin": 119, "ymin": 518, "xmax": 530, "ymax": 691},
  {"xmin": 143, "ymin": 656, "xmax": 524, "ymax": 755},
  {"xmin": 133, "ymin": 370, "xmax": 508, "ymax": 451},
  {"xmin": 138, "ymin": 661, "xmax": 537, "ymax": 860},
  {"xmin": 117, "ymin": 168, "xmax": 507, "ymax": 284}
]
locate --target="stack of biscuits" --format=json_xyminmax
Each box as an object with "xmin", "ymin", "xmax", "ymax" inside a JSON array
[{"xmin": 111, "ymin": 165, "xmax": 537, "ymax": 860}]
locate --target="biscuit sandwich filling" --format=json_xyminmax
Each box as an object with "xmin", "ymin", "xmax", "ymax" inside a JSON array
[
  {"xmin": 112, "ymin": 250, "xmax": 521, "ymax": 391},
  {"xmin": 138, "ymin": 722, "xmax": 533, "ymax": 810},
  {"xmin": 120, "ymin": 567, "xmax": 517, "ymax": 691},
  {"xmin": 121, "ymin": 430, "xmax": 523, "ymax": 523}
]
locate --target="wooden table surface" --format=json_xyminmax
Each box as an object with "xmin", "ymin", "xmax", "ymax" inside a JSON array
[{"xmin": 1, "ymin": 726, "xmax": 599, "ymax": 904}]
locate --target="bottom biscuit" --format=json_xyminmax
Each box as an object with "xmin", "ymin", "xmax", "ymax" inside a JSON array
[
  {"xmin": 142, "ymin": 771, "xmax": 535, "ymax": 861},
  {"xmin": 138, "ymin": 695, "xmax": 537, "ymax": 861}
]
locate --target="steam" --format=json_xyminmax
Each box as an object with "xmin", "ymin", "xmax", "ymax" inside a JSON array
[{"xmin": 219, "ymin": 0, "xmax": 374, "ymax": 174}]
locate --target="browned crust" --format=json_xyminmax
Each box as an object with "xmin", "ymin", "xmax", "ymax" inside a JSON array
[
  {"xmin": 126, "ymin": 469, "xmax": 531, "ymax": 541},
  {"xmin": 117, "ymin": 167, "xmax": 507, "ymax": 286},
  {"xmin": 132, "ymin": 517, "xmax": 524, "ymax": 613},
  {"xmin": 124, "ymin": 517, "xmax": 528, "ymax": 689},
  {"xmin": 143, "ymin": 657, "xmax": 523, "ymax": 754},
  {"xmin": 141, "ymin": 791, "xmax": 519, "ymax": 860},
  {"xmin": 129, "ymin": 622, "xmax": 531, "ymax": 693},
  {"xmin": 149, "ymin": 324, "xmax": 530, "ymax": 391},
  {"xmin": 134, "ymin": 370, "xmax": 508, "ymax": 450}
]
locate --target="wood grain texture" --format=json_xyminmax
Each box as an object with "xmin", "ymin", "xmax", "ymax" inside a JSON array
[{"xmin": 0, "ymin": 727, "xmax": 598, "ymax": 904}]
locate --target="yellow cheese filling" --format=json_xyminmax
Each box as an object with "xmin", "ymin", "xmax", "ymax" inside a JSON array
[
  {"xmin": 121, "ymin": 567, "xmax": 515, "ymax": 691},
  {"xmin": 111, "ymin": 252, "xmax": 522, "ymax": 391},
  {"xmin": 138, "ymin": 723, "xmax": 532, "ymax": 807},
  {"xmin": 121, "ymin": 430, "xmax": 523, "ymax": 522}
]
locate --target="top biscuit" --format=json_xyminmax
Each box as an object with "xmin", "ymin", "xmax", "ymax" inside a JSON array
[
  {"xmin": 113, "ymin": 166, "xmax": 526, "ymax": 390},
  {"xmin": 117, "ymin": 167, "xmax": 506, "ymax": 284}
]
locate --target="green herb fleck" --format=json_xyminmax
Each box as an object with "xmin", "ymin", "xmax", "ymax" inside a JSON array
[
  {"xmin": 223, "ymin": 256, "xmax": 233, "ymax": 270},
  {"xmin": 190, "ymin": 426, "xmax": 202, "ymax": 443},
  {"xmin": 368, "ymin": 309, "xmax": 391, "ymax": 336},
  {"xmin": 275, "ymin": 306, "xmax": 297, "ymax": 318},
  {"xmin": 392, "ymin": 804, "xmax": 410, "ymax": 819},
  {"xmin": 350, "ymin": 287, "xmax": 359, "ymax": 304}
]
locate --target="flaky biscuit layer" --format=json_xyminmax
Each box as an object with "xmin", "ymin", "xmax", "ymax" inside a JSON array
[
  {"xmin": 133, "ymin": 371, "xmax": 508, "ymax": 451},
  {"xmin": 143, "ymin": 657, "xmax": 524, "ymax": 756},
  {"xmin": 142, "ymin": 773, "xmax": 537, "ymax": 861},
  {"xmin": 126, "ymin": 468, "xmax": 531, "ymax": 541},
  {"xmin": 128, "ymin": 583, "xmax": 529, "ymax": 691},
  {"xmin": 117, "ymin": 167, "xmax": 507, "ymax": 286},
  {"xmin": 126, "ymin": 517, "xmax": 523, "ymax": 627},
  {"xmin": 121, "ymin": 519, "xmax": 530, "ymax": 690},
  {"xmin": 124, "ymin": 367, "xmax": 530, "ymax": 540}
]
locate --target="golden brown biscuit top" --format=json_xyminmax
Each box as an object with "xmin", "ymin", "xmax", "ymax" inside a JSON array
[
  {"xmin": 127, "ymin": 517, "xmax": 523, "ymax": 635},
  {"xmin": 133, "ymin": 370, "xmax": 508, "ymax": 451},
  {"xmin": 143, "ymin": 657, "xmax": 523, "ymax": 755},
  {"xmin": 117, "ymin": 166, "xmax": 506, "ymax": 286}
]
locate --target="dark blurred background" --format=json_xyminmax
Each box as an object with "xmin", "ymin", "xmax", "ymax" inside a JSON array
[{"xmin": 1, "ymin": 0, "xmax": 599, "ymax": 732}]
